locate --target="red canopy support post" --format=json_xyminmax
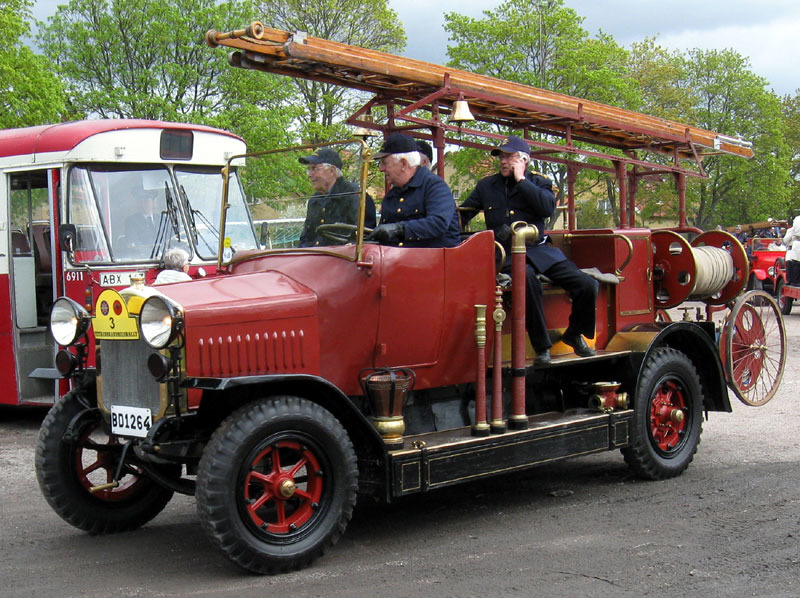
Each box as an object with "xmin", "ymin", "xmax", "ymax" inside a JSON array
[{"xmin": 615, "ymin": 160, "xmax": 627, "ymax": 229}]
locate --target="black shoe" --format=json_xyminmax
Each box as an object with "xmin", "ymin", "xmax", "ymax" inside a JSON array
[
  {"xmin": 534, "ymin": 348, "xmax": 552, "ymax": 365},
  {"xmin": 561, "ymin": 333, "xmax": 595, "ymax": 357}
]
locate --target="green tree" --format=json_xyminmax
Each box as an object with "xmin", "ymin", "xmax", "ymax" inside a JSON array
[
  {"xmin": 0, "ymin": 0, "xmax": 65, "ymax": 128},
  {"xmin": 783, "ymin": 91, "xmax": 800, "ymax": 209},
  {"xmin": 40, "ymin": 0, "xmax": 300, "ymax": 199},
  {"xmin": 444, "ymin": 0, "xmax": 640, "ymax": 227},
  {"xmin": 678, "ymin": 49, "xmax": 790, "ymax": 229},
  {"xmin": 254, "ymin": 0, "xmax": 406, "ymax": 141}
]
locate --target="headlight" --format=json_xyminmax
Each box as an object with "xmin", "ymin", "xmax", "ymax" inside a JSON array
[
  {"xmin": 50, "ymin": 297, "xmax": 91, "ymax": 346},
  {"xmin": 139, "ymin": 295, "xmax": 183, "ymax": 349},
  {"xmin": 768, "ymin": 266, "xmax": 775, "ymax": 276}
]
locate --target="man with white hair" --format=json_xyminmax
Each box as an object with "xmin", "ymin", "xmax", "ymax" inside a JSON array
[
  {"xmin": 298, "ymin": 147, "xmax": 376, "ymax": 247},
  {"xmin": 155, "ymin": 247, "xmax": 191, "ymax": 284},
  {"xmin": 368, "ymin": 133, "xmax": 460, "ymax": 248},
  {"xmin": 783, "ymin": 215, "xmax": 800, "ymax": 286},
  {"xmin": 459, "ymin": 135, "xmax": 598, "ymax": 365}
]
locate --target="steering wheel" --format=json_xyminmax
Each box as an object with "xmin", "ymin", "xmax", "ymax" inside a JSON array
[{"xmin": 315, "ymin": 223, "xmax": 373, "ymax": 245}]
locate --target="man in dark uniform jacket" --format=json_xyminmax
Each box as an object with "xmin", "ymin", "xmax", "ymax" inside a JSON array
[
  {"xmin": 460, "ymin": 135, "xmax": 598, "ymax": 364},
  {"xmin": 298, "ymin": 147, "xmax": 376, "ymax": 247},
  {"xmin": 368, "ymin": 133, "xmax": 460, "ymax": 248}
]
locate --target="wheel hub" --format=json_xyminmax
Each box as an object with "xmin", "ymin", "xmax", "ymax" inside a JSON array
[{"xmin": 277, "ymin": 478, "xmax": 296, "ymax": 498}]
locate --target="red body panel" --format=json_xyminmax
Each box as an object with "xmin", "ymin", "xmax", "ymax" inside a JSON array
[
  {"xmin": 0, "ymin": 274, "xmax": 21, "ymax": 405},
  {"xmin": 162, "ymin": 232, "xmax": 497, "ymax": 396}
]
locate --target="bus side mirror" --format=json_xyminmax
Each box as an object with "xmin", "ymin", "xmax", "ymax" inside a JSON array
[{"xmin": 58, "ymin": 224, "xmax": 76, "ymax": 255}]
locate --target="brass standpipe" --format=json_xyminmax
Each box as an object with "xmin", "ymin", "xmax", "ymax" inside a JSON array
[
  {"xmin": 472, "ymin": 305, "xmax": 490, "ymax": 437},
  {"xmin": 491, "ymin": 287, "xmax": 507, "ymax": 434}
]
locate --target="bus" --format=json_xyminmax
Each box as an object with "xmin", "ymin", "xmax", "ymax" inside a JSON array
[{"xmin": 1, "ymin": 119, "xmax": 257, "ymax": 406}]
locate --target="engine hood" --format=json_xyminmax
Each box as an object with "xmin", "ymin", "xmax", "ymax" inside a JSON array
[{"xmin": 155, "ymin": 270, "xmax": 317, "ymax": 327}]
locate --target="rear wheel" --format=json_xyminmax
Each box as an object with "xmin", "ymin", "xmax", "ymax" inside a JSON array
[
  {"xmin": 775, "ymin": 279, "xmax": 793, "ymax": 315},
  {"xmin": 622, "ymin": 348, "xmax": 703, "ymax": 480},
  {"xmin": 196, "ymin": 396, "xmax": 358, "ymax": 574},
  {"xmin": 35, "ymin": 392, "xmax": 175, "ymax": 533}
]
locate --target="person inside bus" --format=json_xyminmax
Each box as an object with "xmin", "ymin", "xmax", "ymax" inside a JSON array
[
  {"xmin": 125, "ymin": 190, "xmax": 160, "ymax": 247},
  {"xmin": 459, "ymin": 135, "xmax": 598, "ymax": 365},
  {"xmin": 297, "ymin": 148, "xmax": 376, "ymax": 247},
  {"xmin": 367, "ymin": 133, "xmax": 460, "ymax": 248},
  {"xmin": 154, "ymin": 248, "xmax": 192, "ymax": 284}
]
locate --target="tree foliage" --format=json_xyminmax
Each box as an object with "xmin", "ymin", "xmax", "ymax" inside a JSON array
[
  {"xmin": 444, "ymin": 0, "xmax": 639, "ymax": 227},
  {"xmin": 254, "ymin": 0, "xmax": 406, "ymax": 141},
  {"xmin": 39, "ymin": 0, "xmax": 302, "ymax": 199},
  {"xmin": 0, "ymin": 0, "xmax": 65, "ymax": 128}
]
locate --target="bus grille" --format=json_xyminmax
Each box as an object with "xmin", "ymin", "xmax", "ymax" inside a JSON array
[{"xmin": 99, "ymin": 339, "xmax": 163, "ymax": 416}]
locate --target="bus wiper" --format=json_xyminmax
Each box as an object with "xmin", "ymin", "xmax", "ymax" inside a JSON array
[
  {"xmin": 150, "ymin": 183, "xmax": 182, "ymax": 260},
  {"xmin": 179, "ymin": 184, "xmax": 218, "ymax": 255}
]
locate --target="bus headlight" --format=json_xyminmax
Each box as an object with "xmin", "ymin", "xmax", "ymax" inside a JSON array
[
  {"xmin": 50, "ymin": 297, "xmax": 91, "ymax": 346},
  {"xmin": 139, "ymin": 296, "xmax": 183, "ymax": 349}
]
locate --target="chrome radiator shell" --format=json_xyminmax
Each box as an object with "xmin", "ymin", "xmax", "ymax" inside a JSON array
[{"xmin": 97, "ymin": 339, "xmax": 168, "ymax": 420}]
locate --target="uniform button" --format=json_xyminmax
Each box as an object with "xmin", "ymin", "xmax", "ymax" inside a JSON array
[
  {"xmin": 399, "ymin": 198, "xmax": 405, "ymax": 203},
  {"xmin": 509, "ymin": 210, "xmax": 515, "ymax": 215},
  {"xmin": 320, "ymin": 218, "xmax": 325, "ymax": 223},
  {"xmin": 398, "ymin": 242, "xmax": 404, "ymax": 247},
  {"xmin": 397, "ymin": 208, "xmax": 402, "ymax": 213},
  {"xmin": 488, "ymin": 206, "xmax": 493, "ymax": 210},
  {"xmin": 415, "ymin": 209, "xmax": 419, "ymax": 213}
]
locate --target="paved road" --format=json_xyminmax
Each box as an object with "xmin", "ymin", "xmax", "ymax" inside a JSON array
[{"xmin": 2, "ymin": 306, "xmax": 799, "ymax": 597}]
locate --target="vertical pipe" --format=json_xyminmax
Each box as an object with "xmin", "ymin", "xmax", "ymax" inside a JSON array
[
  {"xmin": 567, "ymin": 164, "xmax": 577, "ymax": 231},
  {"xmin": 472, "ymin": 305, "xmax": 490, "ymax": 437},
  {"xmin": 491, "ymin": 287, "xmax": 507, "ymax": 434},
  {"xmin": 615, "ymin": 160, "xmax": 627, "ymax": 230},
  {"xmin": 509, "ymin": 222, "xmax": 538, "ymax": 430},
  {"xmin": 675, "ymin": 172, "xmax": 687, "ymax": 229}
]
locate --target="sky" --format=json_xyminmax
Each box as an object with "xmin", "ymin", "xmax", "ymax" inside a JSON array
[
  {"xmin": 386, "ymin": 0, "xmax": 800, "ymax": 97},
  {"xmin": 29, "ymin": 0, "xmax": 800, "ymax": 97}
]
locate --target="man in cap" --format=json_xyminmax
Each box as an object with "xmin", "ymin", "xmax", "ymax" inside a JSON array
[
  {"xmin": 368, "ymin": 133, "xmax": 460, "ymax": 248},
  {"xmin": 460, "ymin": 135, "xmax": 598, "ymax": 364},
  {"xmin": 417, "ymin": 140, "xmax": 433, "ymax": 170},
  {"xmin": 298, "ymin": 147, "xmax": 376, "ymax": 247}
]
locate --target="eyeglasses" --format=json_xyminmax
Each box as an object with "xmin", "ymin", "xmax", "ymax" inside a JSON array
[{"xmin": 306, "ymin": 164, "xmax": 328, "ymax": 173}]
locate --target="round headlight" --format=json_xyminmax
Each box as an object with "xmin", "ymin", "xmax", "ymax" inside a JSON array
[
  {"xmin": 50, "ymin": 297, "xmax": 91, "ymax": 346},
  {"xmin": 139, "ymin": 295, "xmax": 183, "ymax": 349}
]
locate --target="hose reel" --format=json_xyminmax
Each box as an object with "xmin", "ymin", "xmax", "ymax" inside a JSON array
[{"xmin": 652, "ymin": 230, "xmax": 748, "ymax": 309}]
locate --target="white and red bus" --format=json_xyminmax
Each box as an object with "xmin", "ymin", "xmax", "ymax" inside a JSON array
[{"xmin": 1, "ymin": 119, "xmax": 255, "ymax": 406}]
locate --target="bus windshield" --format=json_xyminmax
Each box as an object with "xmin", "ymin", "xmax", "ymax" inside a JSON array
[
  {"xmin": 67, "ymin": 164, "xmax": 256, "ymax": 264},
  {"xmin": 175, "ymin": 167, "xmax": 257, "ymax": 260}
]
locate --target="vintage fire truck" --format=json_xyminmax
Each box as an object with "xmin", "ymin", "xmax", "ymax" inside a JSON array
[
  {"xmin": 1, "ymin": 119, "xmax": 257, "ymax": 407},
  {"xmin": 36, "ymin": 24, "xmax": 786, "ymax": 574}
]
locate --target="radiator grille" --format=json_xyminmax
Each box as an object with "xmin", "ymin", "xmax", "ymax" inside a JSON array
[{"xmin": 98, "ymin": 339, "xmax": 164, "ymax": 416}]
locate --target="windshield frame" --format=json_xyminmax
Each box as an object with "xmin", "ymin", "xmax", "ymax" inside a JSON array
[{"xmin": 219, "ymin": 138, "xmax": 372, "ymax": 270}]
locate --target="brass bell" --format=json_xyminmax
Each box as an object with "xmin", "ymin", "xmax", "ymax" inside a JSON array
[
  {"xmin": 352, "ymin": 112, "xmax": 379, "ymax": 137},
  {"xmin": 450, "ymin": 99, "xmax": 475, "ymax": 123}
]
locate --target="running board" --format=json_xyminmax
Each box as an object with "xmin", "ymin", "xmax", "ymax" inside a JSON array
[{"xmin": 388, "ymin": 409, "xmax": 633, "ymax": 497}]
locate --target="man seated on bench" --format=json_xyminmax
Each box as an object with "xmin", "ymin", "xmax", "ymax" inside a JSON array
[{"xmin": 459, "ymin": 135, "xmax": 598, "ymax": 365}]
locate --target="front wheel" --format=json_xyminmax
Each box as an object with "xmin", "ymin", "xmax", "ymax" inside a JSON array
[
  {"xmin": 196, "ymin": 396, "xmax": 358, "ymax": 574},
  {"xmin": 35, "ymin": 392, "xmax": 175, "ymax": 533},
  {"xmin": 622, "ymin": 348, "xmax": 703, "ymax": 480}
]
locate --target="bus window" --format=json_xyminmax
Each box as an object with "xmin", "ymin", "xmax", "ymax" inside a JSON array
[
  {"xmin": 68, "ymin": 168, "xmax": 110, "ymax": 263},
  {"xmin": 69, "ymin": 165, "xmax": 190, "ymax": 263},
  {"xmin": 175, "ymin": 167, "xmax": 257, "ymax": 260}
]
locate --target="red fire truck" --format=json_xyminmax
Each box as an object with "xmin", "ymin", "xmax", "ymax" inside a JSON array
[
  {"xmin": 1, "ymin": 119, "xmax": 257, "ymax": 407},
  {"xmin": 35, "ymin": 24, "xmax": 786, "ymax": 574}
]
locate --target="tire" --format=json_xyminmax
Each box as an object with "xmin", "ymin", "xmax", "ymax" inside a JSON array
[
  {"xmin": 35, "ymin": 392, "xmax": 175, "ymax": 533},
  {"xmin": 622, "ymin": 348, "xmax": 703, "ymax": 480},
  {"xmin": 747, "ymin": 273, "xmax": 763, "ymax": 292},
  {"xmin": 776, "ymin": 279, "xmax": 793, "ymax": 315},
  {"xmin": 196, "ymin": 396, "xmax": 358, "ymax": 574}
]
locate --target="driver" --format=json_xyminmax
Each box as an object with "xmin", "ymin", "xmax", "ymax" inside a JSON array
[
  {"xmin": 297, "ymin": 148, "xmax": 376, "ymax": 247},
  {"xmin": 124, "ymin": 190, "xmax": 160, "ymax": 247}
]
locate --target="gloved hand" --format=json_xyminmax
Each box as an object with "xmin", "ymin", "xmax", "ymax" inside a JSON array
[
  {"xmin": 367, "ymin": 222, "xmax": 405, "ymax": 244},
  {"xmin": 493, "ymin": 224, "xmax": 511, "ymax": 245}
]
